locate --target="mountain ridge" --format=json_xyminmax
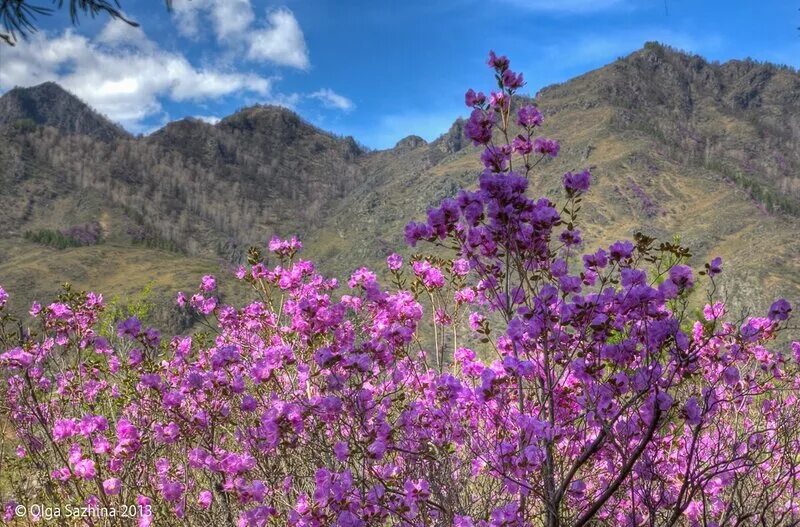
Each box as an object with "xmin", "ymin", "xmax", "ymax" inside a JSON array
[
  {"xmin": 0, "ymin": 81, "xmax": 129, "ymax": 142},
  {"xmin": 0, "ymin": 42, "xmax": 797, "ymax": 333}
]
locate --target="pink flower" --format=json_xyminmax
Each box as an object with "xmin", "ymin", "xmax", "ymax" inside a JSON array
[
  {"xmin": 73, "ymin": 459, "xmax": 96, "ymax": 480},
  {"xmin": 53, "ymin": 418, "xmax": 78, "ymax": 442},
  {"xmin": 0, "ymin": 348, "xmax": 34, "ymax": 369},
  {"xmin": 198, "ymin": 490, "xmax": 213, "ymax": 509},
  {"xmin": 386, "ymin": 253, "xmax": 403, "ymax": 271},
  {"xmin": 412, "ymin": 260, "xmax": 445, "ymax": 289},
  {"xmin": 161, "ymin": 481, "xmax": 184, "ymax": 502},
  {"xmin": 103, "ymin": 478, "xmax": 122, "ymax": 495},
  {"xmin": 200, "ymin": 275, "xmax": 216, "ymax": 292}
]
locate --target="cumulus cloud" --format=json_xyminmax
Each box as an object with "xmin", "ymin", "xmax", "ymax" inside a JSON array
[
  {"xmin": 96, "ymin": 18, "xmax": 152, "ymax": 48},
  {"xmin": 172, "ymin": 0, "xmax": 254, "ymax": 40},
  {"xmin": 0, "ymin": 21, "xmax": 273, "ymax": 131},
  {"xmin": 171, "ymin": 1, "xmax": 309, "ymax": 69},
  {"xmin": 308, "ymin": 89, "xmax": 354, "ymax": 111},
  {"xmin": 246, "ymin": 9, "xmax": 309, "ymax": 69}
]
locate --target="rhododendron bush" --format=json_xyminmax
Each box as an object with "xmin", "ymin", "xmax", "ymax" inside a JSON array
[{"xmin": 1, "ymin": 54, "xmax": 799, "ymax": 527}]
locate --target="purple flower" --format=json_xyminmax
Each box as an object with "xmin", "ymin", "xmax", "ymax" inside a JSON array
[
  {"xmin": 659, "ymin": 279, "xmax": 679, "ymax": 300},
  {"xmin": 117, "ymin": 317, "xmax": 141, "ymax": 339},
  {"xmin": 609, "ymin": 240, "xmax": 634, "ymax": 262},
  {"xmin": 386, "ymin": 253, "xmax": 403, "ymax": 271},
  {"xmin": 481, "ymin": 145, "xmax": 512, "ymax": 172},
  {"xmin": 487, "ymin": 50, "xmax": 509, "ymax": 72},
  {"xmin": 412, "ymin": 260, "xmax": 445, "ymax": 289},
  {"xmin": 669, "ymin": 265, "xmax": 694, "ymax": 291},
  {"xmin": 241, "ymin": 394, "xmax": 257, "ymax": 412},
  {"xmin": 198, "ymin": 490, "xmax": 213, "ymax": 509},
  {"xmin": 48, "ymin": 302, "xmax": 72, "ymax": 319},
  {"xmin": 348, "ymin": 267, "xmax": 377, "ymax": 289},
  {"xmin": 723, "ymin": 366, "xmax": 740, "ymax": 386},
  {"xmin": 73, "ymin": 458, "xmax": 96, "ymax": 480},
  {"xmin": 53, "ymin": 418, "xmax": 78, "ymax": 441},
  {"xmin": 708, "ymin": 257, "xmax": 723, "ymax": 276},
  {"xmin": 333, "ymin": 441, "xmax": 349, "ymax": 461},
  {"xmin": 367, "ymin": 439, "xmax": 387, "ymax": 459},
  {"xmin": 161, "ymin": 481, "xmax": 184, "ymax": 502},
  {"xmin": 684, "ymin": 397, "xmax": 702, "ymax": 426},
  {"xmin": 0, "ymin": 348, "xmax": 34, "ymax": 369},
  {"xmin": 620, "ymin": 269, "xmax": 646, "ymax": 288},
  {"xmin": 464, "ymin": 109, "xmax": 494, "ymax": 145},
  {"xmin": 517, "ymin": 105, "xmax": 543, "ymax": 128},
  {"xmin": 268, "ymin": 236, "xmax": 303, "ymax": 257},
  {"xmin": 560, "ymin": 229, "xmax": 582, "ymax": 246},
  {"xmin": 512, "ymin": 135, "xmax": 533, "ymax": 155},
  {"xmin": 501, "ymin": 69, "xmax": 524, "ymax": 89},
  {"xmin": 452, "ymin": 259, "xmax": 470, "ymax": 276},
  {"xmin": 583, "ymin": 249, "xmax": 608, "ymax": 270},
  {"xmin": 404, "ymin": 221, "xmax": 433, "ymax": 247},
  {"xmin": 200, "ymin": 275, "xmax": 216, "ymax": 292},
  {"xmin": 767, "ymin": 299, "xmax": 791, "ymax": 321},
  {"xmin": 562, "ymin": 170, "xmax": 591, "ymax": 194},
  {"xmin": 103, "ymin": 478, "xmax": 122, "ymax": 495},
  {"xmin": 464, "ymin": 88, "xmax": 486, "ymax": 107},
  {"xmin": 488, "ymin": 91, "xmax": 509, "ymax": 110},
  {"xmin": 403, "ymin": 478, "xmax": 431, "ymax": 504},
  {"xmin": 78, "ymin": 415, "xmax": 108, "ymax": 436},
  {"xmin": 0, "ymin": 286, "xmax": 7, "ymax": 308},
  {"xmin": 569, "ymin": 480, "xmax": 587, "ymax": 498},
  {"xmin": 143, "ymin": 327, "xmax": 161, "ymax": 347},
  {"xmin": 533, "ymin": 137, "xmax": 560, "ymax": 157},
  {"xmin": 116, "ymin": 419, "xmax": 140, "ymax": 448}
]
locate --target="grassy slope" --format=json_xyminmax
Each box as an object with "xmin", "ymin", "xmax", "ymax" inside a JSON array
[{"xmin": 0, "ymin": 240, "xmax": 229, "ymax": 331}]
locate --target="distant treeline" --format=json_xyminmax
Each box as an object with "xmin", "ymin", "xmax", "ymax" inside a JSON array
[{"xmin": 24, "ymin": 221, "xmax": 103, "ymax": 249}]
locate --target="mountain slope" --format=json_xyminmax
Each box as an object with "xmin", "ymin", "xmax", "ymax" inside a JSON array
[
  {"xmin": 0, "ymin": 43, "xmax": 797, "ymax": 332},
  {"xmin": 0, "ymin": 82, "xmax": 127, "ymax": 142},
  {"xmin": 309, "ymin": 43, "xmax": 800, "ymax": 315}
]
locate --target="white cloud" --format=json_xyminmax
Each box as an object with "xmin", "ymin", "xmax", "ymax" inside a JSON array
[
  {"xmin": 247, "ymin": 9, "xmax": 309, "ymax": 69},
  {"xmin": 193, "ymin": 115, "xmax": 221, "ymax": 125},
  {"xmin": 209, "ymin": 0, "xmax": 255, "ymax": 40},
  {"xmin": 172, "ymin": 0, "xmax": 254, "ymax": 40},
  {"xmin": 308, "ymin": 89, "xmax": 354, "ymax": 111},
  {"xmin": 96, "ymin": 19, "xmax": 152, "ymax": 49},
  {"xmin": 171, "ymin": 2, "xmax": 309, "ymax": 70},
  {"xmin": 0, "ymin": 24, "xmax": 273, "ymax": 131}
]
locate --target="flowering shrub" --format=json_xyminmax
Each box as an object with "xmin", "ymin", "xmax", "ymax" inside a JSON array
[{"xmin": 1, "ymin": 53, "xmax": 799, "ymax": 527}]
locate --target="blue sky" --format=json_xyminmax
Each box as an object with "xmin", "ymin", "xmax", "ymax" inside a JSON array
[{"xmin": 0, "ymin": 0, "xmax": 798, "ymax": 149}]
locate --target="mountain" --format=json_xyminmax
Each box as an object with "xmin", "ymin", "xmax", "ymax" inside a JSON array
[
  {"xmin": 0, "ymin": 82, "xmax": 127, "ymax": 142},
  {"xmin": 0, "ymin": 43, "xmax": 798, "ymax": 333}
]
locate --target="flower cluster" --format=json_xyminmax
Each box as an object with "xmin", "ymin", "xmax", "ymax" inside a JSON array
[{"xmin": 1, "ymin": 52, "xmax": 798, "ymax": 527}]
